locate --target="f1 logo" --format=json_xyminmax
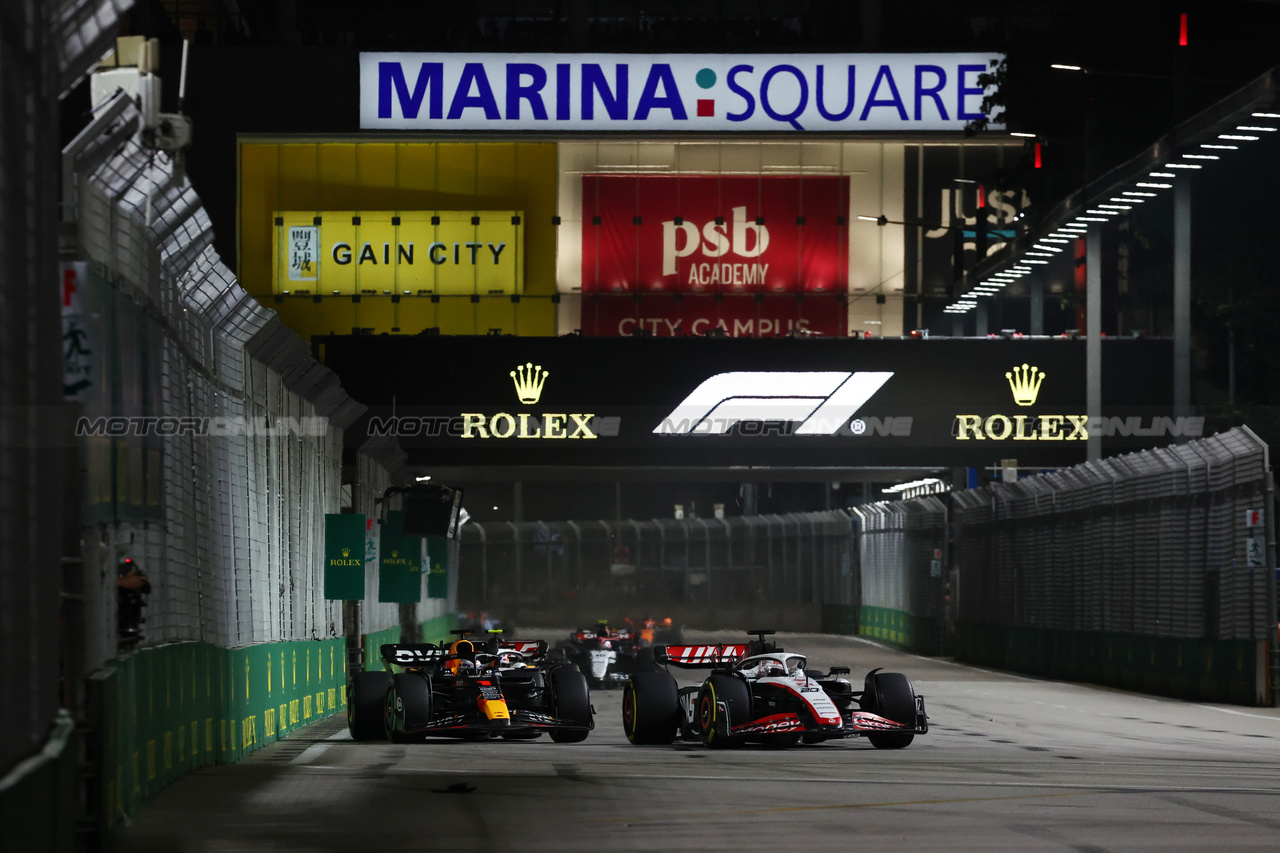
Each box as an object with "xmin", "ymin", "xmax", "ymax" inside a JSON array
[{"xmin": 653, "ymin": 371, "xmax": 893, "ymax": 435}]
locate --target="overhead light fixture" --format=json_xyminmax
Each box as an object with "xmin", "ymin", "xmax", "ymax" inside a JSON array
[
  {"xmin": 415, "ymin": 475, "xmax": 432, "ymax": 482},
  {"xmin": 1181, "ymin": 153, "xmax": 1219, "ymax": 160},
  {"xmin": 1032, "ymin": 244, "xmax": 1064, "ymax": 252},
  {"xmin": 1135, "ymin": 182, "xmax": 1173, "ymax": 188},
  {"xmin": 1041, "ymin": 238, "xmax": 1072, "ymax": 243},
  {"xmin": 1009, "ymin": 132, "xmax": 1037, "ymax": 138},
  {"xmin": 1078, "ymin": 216, "xmax": 1110, "ymax": 222},
  {"xmin": 1200, "ymin": 144, "xmax": 1238, "ymax": 150},
  {"xmin": 1121, "ymin": 191, "xmax": 1157, "ymax": 197},
  {"xmin": 1024, "ymin": 259, "xmax": 1050, "ymax": 264},
  {"xmin": 1164, "ymin": 162, "xmax": 1202, "ymax": 169},
  {"xmin": 1250, "ymin": 112, "xmax": 1280, "ymax": 119},
  {"xmin": 1098, "ymin": 204, "xmax": 1133, "ymax": 210},
  {"xmin": 1218, "ymin": 134, "xmax": 1259, "ymax": 141},
  {"xmin": 1149, "ymin": 172, "xmax": 1176, "ymax": 178},
  {"xmin": 1050, "ymin": 64, "xmax": 1083, "ymax": 71},
  {"xmin": 1237, "ymin": 125, "xmax": 1277, "ymax": 131}
]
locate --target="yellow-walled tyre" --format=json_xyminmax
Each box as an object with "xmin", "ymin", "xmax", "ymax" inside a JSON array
[
  {"xmin": 622, "ymin": 671, "xmax": 679, "ymax": 745},
  {"xmin": 696, "ymin": 674, "xmax": 749, "ymax": 749}
]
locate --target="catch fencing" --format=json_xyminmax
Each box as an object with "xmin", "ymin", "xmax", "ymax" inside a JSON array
[
  {"xmin": 950, "ymin": 426, "xmax": 1274, "ymax": 641},
  {"xmin": 458, "ymin": 511, "xmax": 854, "ymax": 627}
]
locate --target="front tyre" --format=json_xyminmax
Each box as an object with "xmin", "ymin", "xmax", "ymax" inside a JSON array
[
  {"xmin": 385, "ymin": 672, "xmax": 432, "ymax": 744},
  {"xmin": 863, "ymin": 671, "xmax": 917, "ymax": 749},
  {"xmin": 696, "ymin": 674, "xmax": 750, "ymax": 749},
  {"xmin": 348, "ymin": 671, "xmax": 391, "ymax": 741},
  {"xmin": 549, "ymin": 665, "xmax": 592, "ymax": 743},
  {"xmin": 622, "ymin": 671, "xmax": 680, "ymax": 745}
]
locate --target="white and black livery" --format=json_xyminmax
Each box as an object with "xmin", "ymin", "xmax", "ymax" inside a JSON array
[{"xmin": 621, "ymin": 630, "xmax": 928, "ymax": 748}]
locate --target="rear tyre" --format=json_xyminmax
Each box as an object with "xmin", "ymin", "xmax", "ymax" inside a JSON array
[
  {"xmin": 549, "ymin": 666, "xmax": 592, "ymax": 743},
  {"xmin": 863, "ymin": 671, "xmax": 917, "ymax": 749},
  {"xmin": 348, "ymin": 671, "xmax": 391, "ymax": 741},
  {"xmin": 696, "ymin": 674, "xmax": 750, "ymax": 749},
  {"xmin": 622, "ymin": 671, "xmax": 680, "ymax": 744},
  {"xmin": 385, "ymin": 672, "xmax": 432, "ymax": 744}
]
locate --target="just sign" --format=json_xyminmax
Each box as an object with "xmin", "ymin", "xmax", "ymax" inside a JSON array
[{"xmin": 360, "ymin": 53, "xmax": 1002, "ymax": 132}]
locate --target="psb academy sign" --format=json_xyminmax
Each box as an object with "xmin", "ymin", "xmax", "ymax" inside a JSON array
[
  {"xmin": 361, "ymin": 53, "xmax": 1002, "ymax": 132},
  {"xmin": 272, "ymin": 210, "xmax": 523, "ymax": 295}
]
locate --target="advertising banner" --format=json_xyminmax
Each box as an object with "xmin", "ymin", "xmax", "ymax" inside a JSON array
[
  {"xmin": 579, "ymin": 293, "xmax": 846, "ymax": 337},
  {"xmin": 425, "ymin": 537, "xmax": 449, "ymax": 600},
  {"xmin": 272, "ymin": 210, "xmax": 523, "ymax": 295},
  {"xmin": 361, "ymin": 53, "xmax": 1002, "ymax": 132},
  {"xmin": 323, "ymin": 335, "xmax": 1185, "ymax": 470},
  {"xmin": 323, "ymin": 513, "xmax": 366, "ymax": 600},
  {"xmin": 581, "ymin": 175, "xmax": 847, "ymax": 294},
  {"xmin": 378, "ymin": 510, "xmax": 423, "ymax": 603}
]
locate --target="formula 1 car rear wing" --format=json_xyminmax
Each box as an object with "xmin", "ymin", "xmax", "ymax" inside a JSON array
[
  {"xmin": 654, "ymin": 644, "xmax": 751, "ymax": 668},
  {"xmin": 381, "ymin": 643, "xmax": 447, "ymax": 669},
  {"xmin": 499, "ymin": 639, "xmax": 547, "ymax": 659}
]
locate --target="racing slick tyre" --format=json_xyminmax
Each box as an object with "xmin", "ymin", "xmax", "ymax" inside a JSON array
[
  {"xmin": 696, "ymin": 674, "xmax": 750, "ymax": 749},
  {"xmin": 622, "ymin": 671, "xmax": 680, "ymax": 744},
  {"xmin": 863, "ymin": 671, "xmax": 917, "ymax": 750},
  {"xmin": 385, "ymin": 672, "xmax": 432, "ymax": 744},
  {"xmin": 549, "ymin": 665, "xmax": 593, "ymax": 743},
  {"xmin": 348, "ymin": 671, "xmax": 391, "ymax": 741}
]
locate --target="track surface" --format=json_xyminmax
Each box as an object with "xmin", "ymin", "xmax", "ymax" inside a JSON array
[{"xmin": 112, "ymin": 631, "xmax": 1280, "ymax": 851}]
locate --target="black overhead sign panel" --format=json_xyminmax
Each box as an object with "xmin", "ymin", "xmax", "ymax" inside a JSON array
[{"xmin": 321, "ymin": 336, "xmax": 1182, "ymax": 468}]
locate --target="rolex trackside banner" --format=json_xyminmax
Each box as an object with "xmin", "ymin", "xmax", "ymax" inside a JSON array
[
  {"xmin": 321, "ymin": 335, "xmax": 1184, "ymax": 469},
  {"xmin": 360, "ymin": 53, "xmax": 1002, "ymax": 132}
]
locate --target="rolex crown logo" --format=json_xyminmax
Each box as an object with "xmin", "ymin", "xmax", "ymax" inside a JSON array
[
  {"xmin": 341, "ymin": 547, "xmax": 350, "ymax": 558},
  {"xmin": 1006, "ymin": 363, "xmax": 1045, "ymax": 407},
  {"xmin": 511, "ymin": 362, "xmax": 549, "ymax": 404},
  {"xmin": 391, "ymin": 550, "xmax": 398, "ymax": 559}
]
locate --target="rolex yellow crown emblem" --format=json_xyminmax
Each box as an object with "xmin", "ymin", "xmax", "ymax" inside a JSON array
[
  {"xmin": 511, "ymin": 362, "xmax": 549, "ymax": 404},
  {"xmin": 1005, "ymin": 363, "xmax": 1045, "ymax": 407}
]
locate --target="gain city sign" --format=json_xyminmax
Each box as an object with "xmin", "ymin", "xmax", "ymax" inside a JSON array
[
  {"xmin": 360, "ymin": 53, "xmax": 1002, "ymax": 132},
  {"xmin": 272, "ymin": 210, "xmax": 523, "ymax": 295}
]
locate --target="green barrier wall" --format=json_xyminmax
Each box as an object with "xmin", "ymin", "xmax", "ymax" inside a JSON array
[
  {"xmin": 956, "ymin": 622, "xmax": 1267, "ymax": 705},
  {"xmin": 858, "ymin": 606, "xmax": 941, "ymax": 655},
  {"xmin": 91, "ymin": 638, "xmax": 348, "ymax": 832},
  {"xmin": 91, "ymin": 613, "xmax": 458, "ymax": 835}
]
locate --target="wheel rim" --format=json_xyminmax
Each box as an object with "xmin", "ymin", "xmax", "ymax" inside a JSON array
[
  {"xmin": 698, "ymin": 692, "xmax": 714, "ymax": 733},
  {"xmin": 622, "ymin": 686, "xmax": 635, "ymax": 733}
]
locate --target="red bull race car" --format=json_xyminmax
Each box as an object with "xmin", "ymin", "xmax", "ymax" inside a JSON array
[
  {"xmin": 621, "ymin": 630, "xmax": 928, "ymax": 748},
  {"xmin": 347, "ymin": 631, "xmax": 594, "ymax": 743}
]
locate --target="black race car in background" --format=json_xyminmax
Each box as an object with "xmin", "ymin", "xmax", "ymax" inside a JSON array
[
  {"xmin": 347, "ymin": 631, "xmax": 594, "ymax": 743},
  {"xmin": 557, "ymin": 618, "xmax": 679, "ymax": 689},
  {"xmin": 621, "ymin": 630, "xmax": 928, "ymax": 749},
  {"xmin": 557, "ymin": 621, "xmax": 644, "ymax": 690}
]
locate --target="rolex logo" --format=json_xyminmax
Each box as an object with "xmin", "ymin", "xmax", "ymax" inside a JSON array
[
  {"xmin": 1006, "ymin": 363, "xmax": 1045, "ymax": 407},
  {"xmin": 341, "ymin": 547, "xmax": 350, "ymax": 558},
  {"xmin": 511, "ymin": 362, "xmax": 549, "ymax": 404}
]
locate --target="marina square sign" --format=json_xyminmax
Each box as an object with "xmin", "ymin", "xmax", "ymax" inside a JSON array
[{"xmin": 360, "ymin": 53, "xmax": 1003, "ymax": 133}]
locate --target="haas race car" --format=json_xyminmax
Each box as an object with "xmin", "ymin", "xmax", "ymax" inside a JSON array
[
  {"xmin": 622, "ymin": 631, "xmax": 928, "ymax": 748},
  {"xmin": 347, "ymin": 631, "xmax": 594, "ymax": 743}
]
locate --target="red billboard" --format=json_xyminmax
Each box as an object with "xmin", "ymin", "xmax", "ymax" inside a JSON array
[
  {"xmin": 578, "ymin": 293, "xmax": 847, "ymax": 338},
  {"xmin": 580, "ymin": 175, "xmax": 849, "ymax": 295}
]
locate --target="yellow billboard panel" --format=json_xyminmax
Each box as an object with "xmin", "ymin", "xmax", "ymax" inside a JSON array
[{"xmin": 271, "ymin": 211, "xmax": 524, "ymax": 295}]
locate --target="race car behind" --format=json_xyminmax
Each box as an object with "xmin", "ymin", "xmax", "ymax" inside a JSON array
[
  {"xmin": 347, "ymin": 631, "xmax": 593, "ymax": 743},
  {"xmin": 621, "ymin": 630, "xmax": 928, "ymax": 749}
]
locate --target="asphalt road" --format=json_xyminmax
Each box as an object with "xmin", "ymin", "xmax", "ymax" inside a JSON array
[{"xmin": 111, "ymin": 631, "xmax": 1280, "ymax": 852}]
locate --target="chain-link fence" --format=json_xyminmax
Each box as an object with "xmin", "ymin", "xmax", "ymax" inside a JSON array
[
  {"xmin": 458, "ymin": 511, "xmax": 854, "ymax": 626},
  {"xmin": 65, "ymin": 89, "xmax": 375, "ymax": 671},
  {"xmin": 851, "ymin": 496, "xmax": 947, "ymax": 623},
  {"xmin": 951, "ymin": 427, "xmax": 1274, "ymax": 641}
]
